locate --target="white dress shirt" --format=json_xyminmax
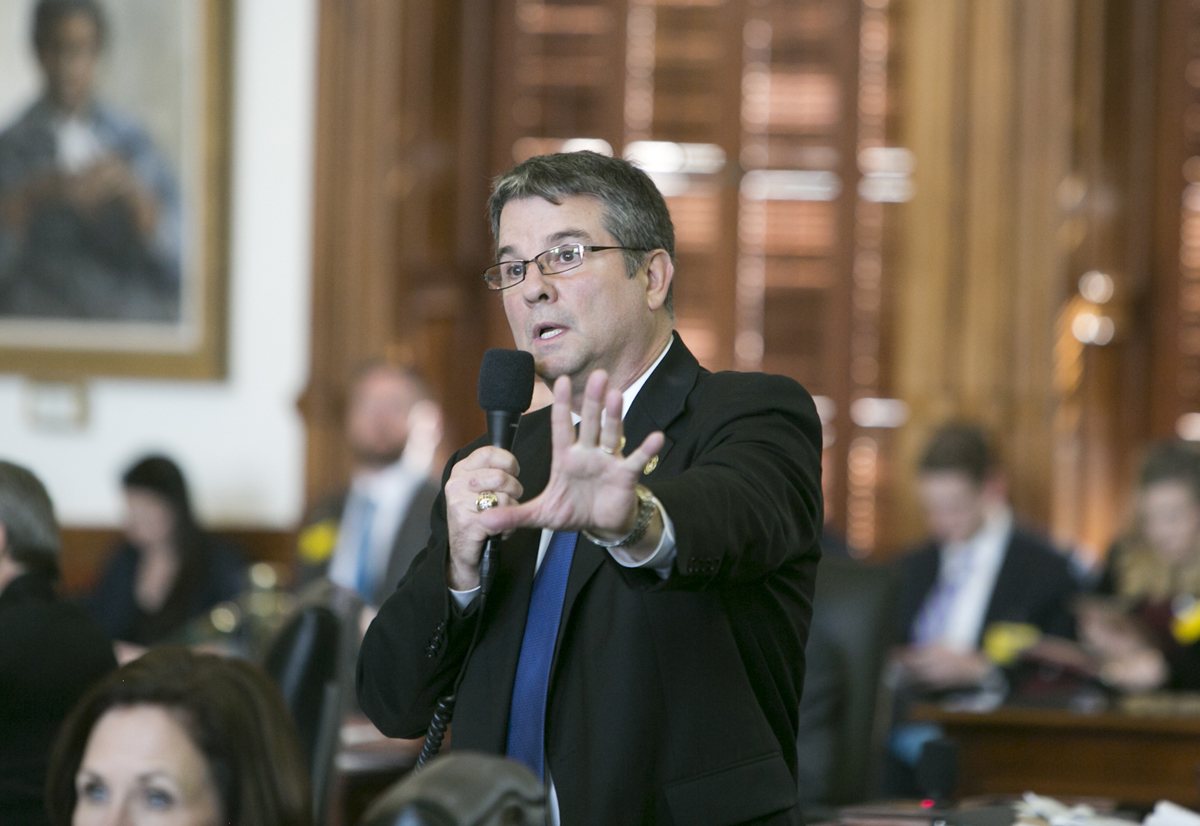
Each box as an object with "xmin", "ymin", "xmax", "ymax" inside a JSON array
[
  {"xmin": 328, "ymin": 451, "xmax": 428, "ymax": 603},
  {"xmin": 932, "ymin": 505, "xmax": 1014, "ymax": 652}
]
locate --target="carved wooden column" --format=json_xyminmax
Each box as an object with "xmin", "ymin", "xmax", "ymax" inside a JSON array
[
  {"xmin": 303, "ymin": 0, "xmax": 495, "ymax": 506},
  {"xmin": 890, "ymin": 0, "xmax": 1077, "ymax": 546}
]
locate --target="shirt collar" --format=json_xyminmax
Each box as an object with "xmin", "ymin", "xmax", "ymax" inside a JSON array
[
  {"xmin": 352, "ymin": 455, "xmax": 415, "ymax": 498},
  {"xmin": 942, "ymin": 504, "xmax": 1013, "ymax": 561},
  {"xmin": 572, "ymin": 336, "xmax": 674, "ymax": 425}
]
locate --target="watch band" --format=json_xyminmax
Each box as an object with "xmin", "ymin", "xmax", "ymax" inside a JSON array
[{"xmin": 584, "ymin": 485, "xmax": 657, "ymax": 548}]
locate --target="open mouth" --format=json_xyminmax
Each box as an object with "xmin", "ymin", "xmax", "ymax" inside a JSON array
[{"xmin": 535, "ymin": 323, "xmax": 566, "ymax": 341}]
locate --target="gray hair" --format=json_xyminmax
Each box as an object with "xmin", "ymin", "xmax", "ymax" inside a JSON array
[
  {"xmin": 0, "ymin": 461, "xmax": 61, "ymax": 576},
  {"xmin": 488, "ymin": 151, "xmax": 676, "ymax": 315}
]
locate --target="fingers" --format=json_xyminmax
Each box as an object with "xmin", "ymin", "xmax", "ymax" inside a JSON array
[
  {"xmin": 550, "ymin": 375, "xmax": 574, "ymax": 457},
  {"xmin": 624, "ymin": 430, "xmax": 665, "ymax": 471},
  {"xmin": 577, "ymin": 370, "xmax": 608, "ymax": 448},
  {"xmin": 478, "ymin": 499, "xmax": 541, "ymax": 535},
  {"xmin": 453, "ymin": 445, "xmax": 520, "ymax": 477},
  {"xmin": 445, "ymin": 446, "xmax": 525, "ymax": 525},
  {"xmin": 600, "ymin": 388, "xmax": 623, "ymax": 453}
]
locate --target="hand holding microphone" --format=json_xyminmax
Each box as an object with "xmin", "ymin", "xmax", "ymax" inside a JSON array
[{"xmin": 444, "ymin": 349, "xmax": 535, "ymax": 592}]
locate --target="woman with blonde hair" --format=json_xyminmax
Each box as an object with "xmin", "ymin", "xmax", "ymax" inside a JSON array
[{"xmin": 1085, "ymin": 441, "xmax": 1200, "ymax": 691}]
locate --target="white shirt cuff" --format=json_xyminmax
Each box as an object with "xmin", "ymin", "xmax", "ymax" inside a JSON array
[
  {"xmin": 607, "ymin": 496, "xmax": 676, "ymax": 579},
  {"xmin": 449, "ymin": 585, "xmax": 480, "ymax": 609}
]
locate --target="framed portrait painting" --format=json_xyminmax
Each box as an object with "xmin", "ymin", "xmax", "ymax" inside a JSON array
[{"xmin": 0, "ymin": 0, "xmax": 231, "ymax": 378}]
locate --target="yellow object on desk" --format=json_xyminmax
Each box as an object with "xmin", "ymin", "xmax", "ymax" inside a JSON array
[
  {"xmin": 983, "ymin": 622, "xmax": 1042, "ymax": 666},
  {"xmin": 1172, "ymin": 595, "xmax": 1200, "ymax": 645},
  {"xmin": 298, "ymin": 518, "xmax": 339, "ymax": 563}
]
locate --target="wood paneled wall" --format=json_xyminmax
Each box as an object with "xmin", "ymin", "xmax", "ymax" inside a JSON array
[
  {"xmin": 59, "ymin": 528, "xmax": 295, "ymax": 595},
  {"xmin": 890, "ymin": 0, "xmax": 1077, "ymax": 547},
  {"xmin": 301, "ymin": 0, "xmax": 1197, "ymax": 561},
  {"xmin": 304, "ymin": 0, "xmax": 497, "ymax": 505}
]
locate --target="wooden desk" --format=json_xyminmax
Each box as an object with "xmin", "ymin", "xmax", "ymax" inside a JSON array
[
  {"xmin": 912, "ymin": 704, "xmax": 1200, "ymax": 807},
  {"xmin": 326, "ymin": 719, "xmax": 426, "ymax": 826}
]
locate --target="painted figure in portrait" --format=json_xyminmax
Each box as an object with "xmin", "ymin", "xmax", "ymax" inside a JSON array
[{"xmin": 0, "ymin": 0, "xmax": 181, "ymax": 323}]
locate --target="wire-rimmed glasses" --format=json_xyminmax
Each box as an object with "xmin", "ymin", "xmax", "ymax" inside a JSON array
[{"xmin": 482, "ymin": 244, "xmax": 651, "ymax": 291}]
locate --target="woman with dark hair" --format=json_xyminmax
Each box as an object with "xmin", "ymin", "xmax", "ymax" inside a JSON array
[
  {"xmin": 1083, "ymin": 440, "xmax": 1200, "ymax": 691},
  {"xmin": 46, "ymin": 647, "xmax": 310, "ymax": 826},
  {"xmin": 84, "ymin": 456, "xmax": 245, "ymax": 649}
]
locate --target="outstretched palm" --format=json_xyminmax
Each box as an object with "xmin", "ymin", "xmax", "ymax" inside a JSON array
[{"xmin": 478, "ymin": 371, "xmax": 664, "ymax": 539}]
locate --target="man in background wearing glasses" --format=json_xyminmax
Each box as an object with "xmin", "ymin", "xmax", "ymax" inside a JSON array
[{"xmin": 359, "ymin": 150, "xmax": 823, "ymax": 826}]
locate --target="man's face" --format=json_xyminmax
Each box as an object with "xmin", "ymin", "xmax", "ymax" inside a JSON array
[
  {"xmin": 38, "ymin": 13, "xmax": 100, "ymax": 112},
  {"xmin": 918, "ymin": 471, "xmax": 988, "ymax": 545},
  {"xmin": 497, "ymin": 195, "xmax": 659, "ymax": 395},
  {"xmin": 346, "ymin": 370, "xmax": 418, "ymax": 468}
]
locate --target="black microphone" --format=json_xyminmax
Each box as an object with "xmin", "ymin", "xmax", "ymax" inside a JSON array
[{"xmin": 476, "ymin": 349, "xmax": 536, "ymax": 594}]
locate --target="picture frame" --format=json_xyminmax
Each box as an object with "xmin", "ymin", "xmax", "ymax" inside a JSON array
[{"xmin": 0, "ymin": 0, "xmax": 231, "ymax": 379}]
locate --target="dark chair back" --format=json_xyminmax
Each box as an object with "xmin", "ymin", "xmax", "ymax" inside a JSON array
[
  {"xmin": 263, "ymin": 603, "xmax": 346, "ymax": 824},
  {"xmin": 359, "ymin": 752, "xmax": 544, "ymax": 826},
  {"xmin": 796, "ymin": 555, "xmax": 899, "ymax": 809}
]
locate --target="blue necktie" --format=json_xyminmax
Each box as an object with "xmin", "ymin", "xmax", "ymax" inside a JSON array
[
  {"xmin": 505, "ymin": 530, "xmax": 577, "ymax": 780},
  {"xmin": 912, "ymin": 546, "xmax": 973, "ymax": 645},
  {"xmin": 353, "ymin": 495, "xmax": 378, "ymax": 600}
]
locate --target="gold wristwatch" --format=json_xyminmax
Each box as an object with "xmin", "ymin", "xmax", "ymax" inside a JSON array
[{"xmin": 584, "ymin": 485, "xmax": 657, "ymax": 548}]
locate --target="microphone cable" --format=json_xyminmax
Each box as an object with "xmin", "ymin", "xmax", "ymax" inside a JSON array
[{"xmin": 416, "ymin": 349, "xmax": 534, "ymax": 770}]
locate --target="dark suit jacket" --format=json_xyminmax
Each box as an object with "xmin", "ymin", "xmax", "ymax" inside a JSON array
[
  {"xmin": 1, "ymin": 572, "xmax": 117, "ymax": 826},
  {"xmin": 295, "ymin": 478, "xmax": 440, "ymax": 606},
  {"xmin": 358, "ymin": 336, "xmax": 824, "ymax": 826},
  {"xmin": 894, "ymin": 525, "xmax": 1078, "ymax": 647}
]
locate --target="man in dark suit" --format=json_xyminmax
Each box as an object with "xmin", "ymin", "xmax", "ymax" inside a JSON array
[
  {"xmin": 894, "ymin": 424, "xmax": 1076, "ymax": 688},
  {"xmin": 887, "ymin": 425, "xmax": 1076, "ymax": 787},
  {"xmin": 358, "ymin": 151, "xmax": 823, "ymax": 826},
  {"xmin": 0, "ymin": 461, "xmax": 117, "ymax": 826},
  {"xmin": 295, "ymin": 361, "xmax": 441, "ymax": 610}
]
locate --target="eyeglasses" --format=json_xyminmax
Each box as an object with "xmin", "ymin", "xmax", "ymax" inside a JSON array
[{"xmin": 482, "ymin": 244, "xmax": 651, "ymax": 291}]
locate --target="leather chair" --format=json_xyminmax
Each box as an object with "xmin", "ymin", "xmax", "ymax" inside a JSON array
[
  {"xmin": 796, "ymin": 554, "xmax": 899, "ymax": 813},
  {"xmin": 264, "ymin": 595, "xmax": 357, "ymax": 824},
  {"xmin": 359, "ymin": 752, "xmax": 544, "ymax": 826}
]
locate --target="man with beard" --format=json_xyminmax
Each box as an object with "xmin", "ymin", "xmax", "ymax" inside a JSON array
[{"xmin": 295, "ymin": 362, "xmax": 442, "ymax": 609}]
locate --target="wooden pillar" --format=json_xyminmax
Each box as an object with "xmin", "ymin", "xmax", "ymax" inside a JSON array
[
  {"xmin": 890, "ymin": 0, "xmax": 1077, "ymax": 546},
  {"xmin": 303, "ymin": 0, "xmax": 495, "ymax": 507}
]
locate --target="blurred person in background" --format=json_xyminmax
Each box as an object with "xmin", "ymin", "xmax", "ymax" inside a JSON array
[
  {"xmin": 45, "ymin": 646, "xmax": 309, "ymax": 826},
  {"xmin": 886, "ymin": 424, "xmax": 1077, "ymax": 793},
  {"xmin": 894, "ymin": 423, "xmax": 1077, "ymax": 691},
  {"xmin": 84, "ymin": 455, "xmax": 244, "ymax": 655},
  {"xmin": 1083, "ymin": 440, "xmax": 1200, "ymax": 692},
  {"xmin": 0, "ymin": 0, "xmax": 182, "ymax": 322},
  {"xmin": 0, "ymin": 460, "xmax": 116, "ymax": 826},
  {"xmin": 295, "ymin": 361, "xmax": 441, "ymax": 617}
]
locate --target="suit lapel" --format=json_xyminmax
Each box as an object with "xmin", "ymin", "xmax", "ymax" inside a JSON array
[
  {"xmin": 559, "ymin": 334, "xmax": 701, "ymax": 632},
  {"xmin": 485, "ymin": 339, "xmax": 703, "ymax": 722},
  {"xmin": 980, "ymin": 531, "xmax": 1020, "ymax": 643}
]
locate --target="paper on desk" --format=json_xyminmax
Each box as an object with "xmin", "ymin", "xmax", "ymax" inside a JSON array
[
  {"xmin": 1144, "ymin": 801, "xmax": 1200, "ymax": 826},
  {"xmin": 1016, "ymin": 793, "xmax": 1133, "ymax": 826}
]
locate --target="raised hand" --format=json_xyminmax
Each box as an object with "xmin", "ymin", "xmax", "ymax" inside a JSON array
[{"xmin": 479, "ymin": 370, "xmax": 664, "ymax": 544}]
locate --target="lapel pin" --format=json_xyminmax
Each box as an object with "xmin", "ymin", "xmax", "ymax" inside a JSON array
[{"xmin": 643, "ymin": 454, "xmax": 659, "ymax": 475}]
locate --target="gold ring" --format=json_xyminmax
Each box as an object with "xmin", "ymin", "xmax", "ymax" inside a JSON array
[
  {"xmin": 599, "ymin": 435, "xmax": 626, "ymax": 456},
  {"xmin": 476, "ymin": 491, "xmax": 499, "ymax": 511}
]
